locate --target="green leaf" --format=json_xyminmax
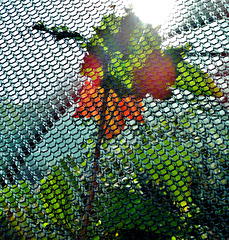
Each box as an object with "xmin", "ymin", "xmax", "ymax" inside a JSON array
[{"xmin": 166, "ymin": 44, "xmax": 224, "ymax": 98}]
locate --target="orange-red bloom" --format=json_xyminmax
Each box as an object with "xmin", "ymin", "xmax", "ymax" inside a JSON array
[
  {"xmin": 73, "ymin": 81, "xmax": 145, "ymax": 139},
  {"xmin": 79, "ymin": 53, "xmax": 103, "ymax": 87},
  {"xmin": 132, "ymin": 49, "xmax": 176, "ymax": 100}
]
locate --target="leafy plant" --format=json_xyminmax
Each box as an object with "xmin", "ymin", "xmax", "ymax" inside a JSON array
[
  {"xmin": 165, "ymin": 44, "xmax": 225, "ymax": 100},
  {"xmin": 3, "ymin": 6, "xmax": 225, "ymax": 240}
]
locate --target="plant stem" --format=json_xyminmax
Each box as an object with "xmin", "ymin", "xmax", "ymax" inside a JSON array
[{"xmin": 80, "ymin": 88, "xmax": 109, "ymax": 239}]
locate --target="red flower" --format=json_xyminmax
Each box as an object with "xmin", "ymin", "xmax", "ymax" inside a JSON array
[
  {"xmin": 79, "ymin": 53, "xmax": 103, "ymax": 87},
  {"xmin": 73, "ymin": 81, "xmax": 144, "ymax": 139},
  {"xmin": 132, "ymin": 49, "xmax": 176, "ymax": 99}
]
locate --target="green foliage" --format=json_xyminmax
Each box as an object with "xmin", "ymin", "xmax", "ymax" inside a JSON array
[
  {"xmin": 165, "ymin": 45, "xmax": 224, "ymax": 98},
  {"xmin": 0, "ymin": 181, "xmax": 46, "ymax": 239},
  {"xmin": 38, "ymin": 166, "xmax": 78, "ymax": 236},
  {"xmin": 80, "ymin": 12, "xmax": 224, "ymax": 101},
  {"xmin": 34, "ymin": 11, "xmax": 225, "ymax": 101},
  {"xmin": 1, "ymin": 128, "xmax": 228, "ymax": 239},
  {"xmin": 85, "ymin": 12, "xmax": 162, "ymax": 95},
  {"xmin": 0, "ymin": 162, "xmax": 81, "ymax": 239},
  {"xmin": 97, "ymin": 125, "xmax": 192, "ymax": 211}
]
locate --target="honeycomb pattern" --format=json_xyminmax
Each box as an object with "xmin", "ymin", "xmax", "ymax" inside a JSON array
[{"xmin": 0, "ymin": 0, "xmax": 229, "ymax": 239}]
